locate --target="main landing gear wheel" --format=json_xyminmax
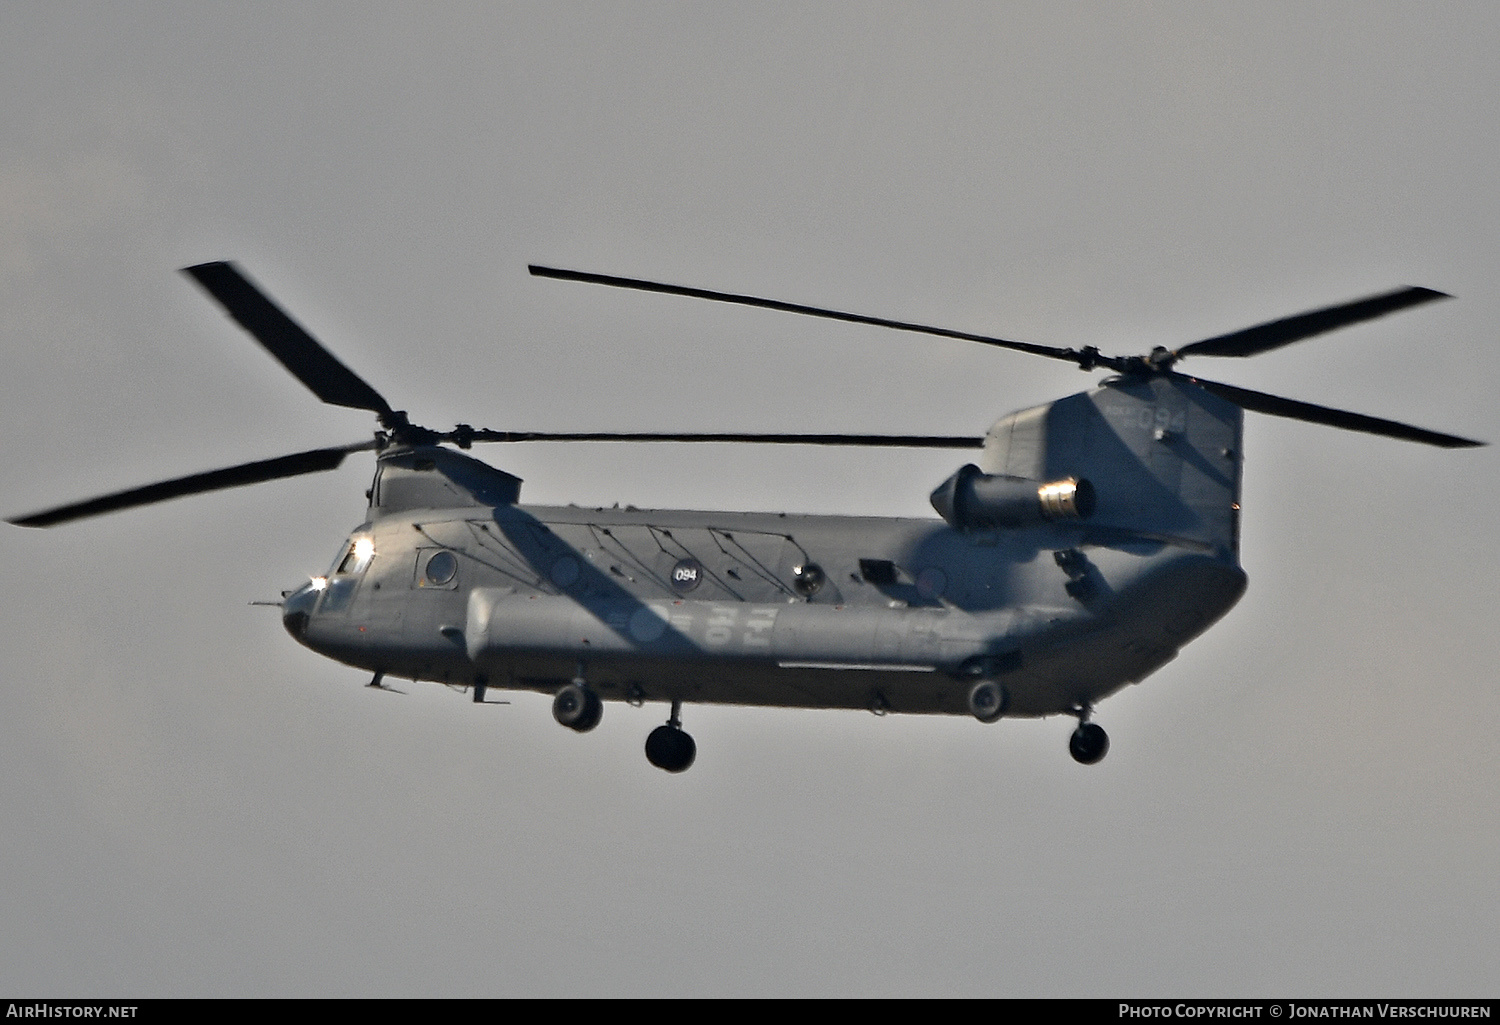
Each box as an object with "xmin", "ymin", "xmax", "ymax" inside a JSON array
[
  {"xmin": 553, "ymin": 682, "xmax": 603, "ymax": 733},
  {"xmin": 645, "ymin": 700, "xmax": 696, "ymax": 773},
  {"xmin": 966, "ymin": 679, "xmax": 1009, "ymax": 723},
  {"xmin": 1069, "ymin": 721, "xmax": 1109, "ymax": 765}
]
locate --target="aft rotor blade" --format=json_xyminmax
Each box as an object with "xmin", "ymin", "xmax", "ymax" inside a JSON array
[
  {"xmin": 182, "ymin": 262, "xmax": 394, "ymax": 417},
  {"xmin": 529, "ymin": 265, "xmax": 1091, "ymax": 366},
  {"xmin": 1176, "ymin": 374, "xmax": 1484, "ymax": 448},
  {"xmin": 8, "ymin": 441, "xmax": 377, "ymax": 528},
  {"xmin": 1175, "ymin": 286, "xmax": 1450, "ymax": 359},
  {"xmin": 464, "ymin": 429, "xmax": 985, "ymax": 448}
]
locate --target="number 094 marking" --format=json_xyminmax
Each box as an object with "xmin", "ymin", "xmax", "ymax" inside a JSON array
[
  {"xmin": 671, "ymin": 557, "xmax": 703, "ymax": 593},
  {"xmin": 1106, "ymin": 404, "xmax": 1187, "ymax": 434}
]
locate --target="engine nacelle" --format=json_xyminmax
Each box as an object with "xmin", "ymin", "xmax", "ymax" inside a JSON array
[{"xmin": 929, "ymin": 464, "xmax": 1095, "ymax": 530}]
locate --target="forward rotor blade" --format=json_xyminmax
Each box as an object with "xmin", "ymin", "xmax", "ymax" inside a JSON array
[
  {"xmin": 182, "ymin": 262, "xmax": 394, "ymax": 417},
  {"xmin": 1176, "ymin": 374, "xmax": 1484, "ymax": 448},
  {"xmin": 8, "ymin": 441, "xmax": 378, "ymax": 528},
  {"xmin": 463, "ymin": 429, "xmax": 984, "ymax": 448},
  {"xmin": 529, "ymin": 265, "xmax": 1089, "ymax": 365},
  {"xmin": 1175, "ymin": 286, "xmax": 1450, "ymax": 359}
]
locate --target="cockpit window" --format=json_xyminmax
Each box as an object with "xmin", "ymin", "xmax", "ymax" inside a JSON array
[{"xmin": 334, "ymin": 536, "xmax": 376, "ymax": 576}]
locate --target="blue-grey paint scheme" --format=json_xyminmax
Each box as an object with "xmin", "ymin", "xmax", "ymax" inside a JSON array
[{"xmin": 287, "ymin": 376, "xmax": 1247, "ymax": 722}]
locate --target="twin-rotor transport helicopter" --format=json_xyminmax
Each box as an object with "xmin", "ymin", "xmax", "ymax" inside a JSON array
[{"xmin": 10, "ymin": 262, "xmax": 1484, "ymax": 771}]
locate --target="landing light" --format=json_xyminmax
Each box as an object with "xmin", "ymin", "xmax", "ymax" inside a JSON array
[{"xmin": 311, "ymin": 576, "xmax": 328, "ymax": 591}]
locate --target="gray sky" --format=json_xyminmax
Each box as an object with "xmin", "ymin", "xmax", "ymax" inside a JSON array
[{"xmin": 2, "ymin": 2, "xmax": 1497, "ymax": 997}]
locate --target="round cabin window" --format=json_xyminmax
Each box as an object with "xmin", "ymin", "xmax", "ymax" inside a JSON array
[
  {"xmin": 793, "ymin": 563, "xmax": 825, "ymax": 597},
  {"xmin": 425, "ymin": 550, "xmax": 458, "ymax": 586}
]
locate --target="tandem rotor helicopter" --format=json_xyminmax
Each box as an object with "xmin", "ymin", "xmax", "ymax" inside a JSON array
[{"xmin": 9, "ymin": 262, "xmax": 1485, "ymax": 771}]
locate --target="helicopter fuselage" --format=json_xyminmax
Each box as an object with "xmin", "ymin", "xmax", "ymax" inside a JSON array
[
  {"xmin": 283, "ymin": 498, "xmax": 1246, "ymax": 719},
  {"xmin": 281, "ymin": 374, "xmax": 1252, "ymax": 721}
]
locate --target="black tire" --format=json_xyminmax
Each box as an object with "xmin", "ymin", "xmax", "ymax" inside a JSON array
[
  {"xmin": 966, "ymin": 680, "xmax": 1009, "ymax": 723},
  {"xmin": 645, "ymin": 724, "xmax": 696, "ymax": 773},
  {"xmin": 553, "ymin": 683, "xmax": 602, "ymax": 732},
  {"xmin": 574, "ymin": 690, "xmax": 603, "ymax": 732},
  {"xmin": 1069, "ymin": 722, "xmax": 1109, "ymax": 765}
]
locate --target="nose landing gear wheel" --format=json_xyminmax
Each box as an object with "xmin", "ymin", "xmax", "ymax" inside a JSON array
[
  {"xmin": 553, "ymin": 682, "xmax": 603, "ymax": 733},
  {"xmin": 645, "ymin": 725, "xmax": 696, "ymax": 772},
  {"xmin": 966, "ymin": 679, "xmax": 1009, "ymax": 723},
  {"xmin": 645, "ymin": 700, "xmax": 695, "ymax": 772},
  {"xmin": 1069, "ymin": 721, "xmax": 1109, "ymax": 765}
]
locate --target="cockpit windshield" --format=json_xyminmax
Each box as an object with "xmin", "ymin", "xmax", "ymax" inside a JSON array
[
  {"xmin": 334, "ymin": 535, "xmax": 376, "ymax": 575},
  {"xmin": 319, "ymin": 534, "xmax": 375, "ymax": 615}
]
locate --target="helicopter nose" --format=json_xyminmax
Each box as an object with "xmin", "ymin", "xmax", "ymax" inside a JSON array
[{"xmin": 281, "ymin": 579, "xmax": 322, "ymax": 641}]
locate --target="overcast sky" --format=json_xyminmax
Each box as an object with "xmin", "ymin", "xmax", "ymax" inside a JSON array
[{"xmin": 2, "ymin": 2, "xmax": 1497, "ymax": 997}]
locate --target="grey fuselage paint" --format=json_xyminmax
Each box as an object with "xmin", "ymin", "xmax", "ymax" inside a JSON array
[{"xmin": 283, "ymin": 378, "xmax": 1248, "ymax": 718}]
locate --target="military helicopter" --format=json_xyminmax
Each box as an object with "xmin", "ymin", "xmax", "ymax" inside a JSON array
[{"xmin": 9, "ymin": 262, "xmax": 1484, "ymax": 771}]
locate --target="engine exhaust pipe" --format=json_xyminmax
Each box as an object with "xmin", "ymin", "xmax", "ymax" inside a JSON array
[{"xmin": 930, "ymin": 464, "xmax": 1095, "ymax": 530}]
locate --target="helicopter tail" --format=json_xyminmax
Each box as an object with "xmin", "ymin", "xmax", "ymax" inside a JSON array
[{"xmin": 979, "ymin": 375, "xmax": 1244, "ymax": 559}]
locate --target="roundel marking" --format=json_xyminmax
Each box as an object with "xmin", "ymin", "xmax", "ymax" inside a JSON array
[
  {"xmin": 670, "ymin": 557, "xmax": 704, "ymax": 593},
  {"xmin": 916, "ymin": 567, "xmax": 948, "ymax": 601},
  {"xmin": 550, "ymin": 556, "xmax": 580, "ymax": 587},
  {"xmin": 629, "ymin": 605, "xmax": 668, "ymax": 643}
]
